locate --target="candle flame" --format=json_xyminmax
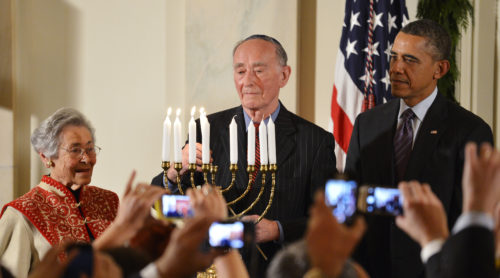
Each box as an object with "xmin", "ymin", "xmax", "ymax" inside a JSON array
[
  {"xmin": 176, "ymin": 108, "xmax": 181, "ymax": 117},
  {"xmin": 191, "ymin": 106, "xmax": 196, "ymax": 116},
  {"xmin": 167, "ymin": 107, "xmax": 172, "ymax": 116},
  {"xmin": 199, "ymin": 107, "xmax": 205, "ymax": 115}
]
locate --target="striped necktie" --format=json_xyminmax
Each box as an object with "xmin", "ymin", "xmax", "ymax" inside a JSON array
[
  {"xmin": 394, "ymin": 108, "xmax": 416, "ymax": 181},
  {"xmin": 252, "ymin": 123, "xmax": 260, "ymax": 183}
]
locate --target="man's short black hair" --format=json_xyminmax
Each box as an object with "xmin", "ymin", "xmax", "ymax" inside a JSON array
[
  {"xmin": 401, "ymin": 19, "xmax": 451, "ymax": 61},
  {"xmin": 233, "ymin": 34, "xmax": 288, "ymax": 66}
]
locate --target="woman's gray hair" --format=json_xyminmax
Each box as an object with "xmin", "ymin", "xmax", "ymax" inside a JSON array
[{"xmin": 31, "ymin": 108, "xmax": 95, "ymax": 159}]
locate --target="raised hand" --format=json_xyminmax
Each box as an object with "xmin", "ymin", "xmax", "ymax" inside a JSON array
[{"xmin": 395, "ymin": 181, "xmax": 449, "ymax": 247}]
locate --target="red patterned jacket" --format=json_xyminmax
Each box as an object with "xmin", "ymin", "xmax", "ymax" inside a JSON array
[{"xmin": 1, "ymin": 175, "xmax": 119, "ymax": 247}]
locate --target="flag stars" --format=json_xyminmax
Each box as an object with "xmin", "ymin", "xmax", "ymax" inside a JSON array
[
  {"xmin": 359, "ymin": 69, "xmax": 377, "ymax": 85},
  {"xmin": 381, "ymin": 70, "xmax": 391, "ymax": 91},
  {"xmin": 388, "ymin": 12, "xmax": 398, "ymax": 33},
  {"xmin": 363, "ymin": 41, "xmax": 380, "ymax": 56},
  {"xmin": 385, "ymin": 42, "xmax": 393, "ymax": 62},
  {"xmin": 367, "ymin": 12, "xmax": 384, "ymax": 29},
  {"xmin": 402, "ymin": 14, "xmax": 410, "ymax": 27},
  {"xmin": 345, "ymin": 39, "xmax": 358, "ymax": 59},
  {"xmin": 350, "ymin": 12, "xmax": 361, "ymax": 31}
]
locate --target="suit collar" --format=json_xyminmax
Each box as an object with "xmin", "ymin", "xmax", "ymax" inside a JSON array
[
  {"xmin": 274, "ymin": 103, "xmax": 297, "ymax": 166},
  {"xmin": 405, "ymin": 93, "xmax": 448, "ymax": 179}
]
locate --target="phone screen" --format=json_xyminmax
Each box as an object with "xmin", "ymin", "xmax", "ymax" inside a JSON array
[
  {"xmin": 208, "ymin": 221, "xmax": 254, "ymax": 249},
  {"xmin": 324, "ymin": 179, "xmax": 357, "ymax": 223},
  {"xmin": 157, "ymin": 194, "xmax": 193, "ymax": 218},
  {"xmin": 360, "ymin": 186, "xmax": 403, "ymax": 216}
]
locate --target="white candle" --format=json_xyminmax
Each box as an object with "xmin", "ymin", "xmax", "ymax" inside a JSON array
[
  {"xmin": 259, "ymin": 120, "xmax": 268, "ymax": 165},
  {"xmin": 247, "ymin": 121, "xmax": 255, "ymax": 166},
  {"xmin": 162, "ymin": 107, "xmax": 172, "ymax": 162},
  {"xmin": 200, "ymin": 108, "xmax": 210, "ymax": 164},
  {"xmin": 188, "ymin": 106, "xmax": 197, "ymax": 164},
  {"xmin": 268, "ymin": 117, "xmax": 276, "ymax": 164},
  {"xmin": 174, "ymin": 109, "xmax": 182, "ymax": 163},
  {"xmin": 229, "ymin": 117, "xmax": 238, "ymax": 164}
]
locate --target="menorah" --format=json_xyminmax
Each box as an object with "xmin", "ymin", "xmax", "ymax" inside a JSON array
[
  {"xmin": 159, "ymin": 107, "xmax": 278, "ymax": 277},
  {"xmin": 160, "ymin": 160, "xmax": 277, "ymax": 224},
  {"xmin": 161, "ymin": 159, "xmax": 278, "ymax": 278}
]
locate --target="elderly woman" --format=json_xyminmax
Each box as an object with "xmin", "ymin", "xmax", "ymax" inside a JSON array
[{"xmin": 0, "ymin": 108, "xmax": 164, "ymax": 278}]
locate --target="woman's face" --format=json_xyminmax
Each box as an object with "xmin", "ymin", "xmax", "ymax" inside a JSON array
[{"xmin": 50, "ymin": 125, "xmax": 96, "ymax": 189}]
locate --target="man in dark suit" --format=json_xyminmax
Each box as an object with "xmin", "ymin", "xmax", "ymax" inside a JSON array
[
  {"xmin": 396, "ymin": 142, "xmax": 500, "ymax": 278},
  {"xmin": 152, "ymin": 34, "xmax": 336, "ymax": 276},
  {"xmin": 345, "ymin": 19, "xmax": 494, "ymax": 278}
]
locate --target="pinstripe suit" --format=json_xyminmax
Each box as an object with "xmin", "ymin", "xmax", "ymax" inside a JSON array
[
  {"xmin": 152, "ymin": 103, "xmax": 337, "ymax": 276},
  {"xmin": 346, "ymin": 92, "xmax": 493, "ymax": 278}
]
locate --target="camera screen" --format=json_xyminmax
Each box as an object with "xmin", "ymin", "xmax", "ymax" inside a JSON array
[
  {"xmin": 161, "ymin": 195, "xmax": 193, "ymax": 218},
  {"xmin": 365, "ymin": 187, "xmax": 403, "ymax": 215},
  {"xmin": 208, "ymin": 222, "xmax": 245, "ymax": 249},
  {"xmin": 325, "ymin": 179, "xmax": 357, "ymax": 223}
]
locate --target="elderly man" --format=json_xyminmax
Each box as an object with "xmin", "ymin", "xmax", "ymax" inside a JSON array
[
  {"xmin": 345, "ymin": 19, "xmax": 493, "ymax": 278},
  {"xmin": 151, "ymin": 34, "xmax": 336, "ymax": 276}
]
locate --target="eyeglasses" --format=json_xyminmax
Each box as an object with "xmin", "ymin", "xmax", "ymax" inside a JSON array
[{"xmin": 60, "ymin": 146, "xmax": 101, "ymax": 159}]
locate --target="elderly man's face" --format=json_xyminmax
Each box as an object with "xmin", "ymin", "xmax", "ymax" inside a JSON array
[
  {"xmin": 233, "ymin": 39, "xmax": 290, "ymax": 114},
  {"xmin": 389, "ymin": 32, "xmax": 447, "ymax": 107}
]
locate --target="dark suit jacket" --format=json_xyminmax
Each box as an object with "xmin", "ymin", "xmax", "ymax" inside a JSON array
[
  {"xmin": 152, "ymin": 103, "xmax": 337, "ymax": 277},
  {"xmin": 345, "ymin": 93, "xmax": 493, "ymax": 278},
  {"xmin": 425, "ymin": 226, "xmax": 496, "ymax": 278}
]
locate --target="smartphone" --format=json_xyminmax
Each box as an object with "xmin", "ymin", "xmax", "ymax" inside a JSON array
[
  {"xmin": 357, "ymin": 185, "xmax": 403, "ymax": 216},
  {"xmin": 208, "ymin": 221, "xmax": 255, "ymax": 249},
  {"xmin": 154, "ymin": 194, "xmax": 193, "ymax": 219},
  {"xmin": 324, "ymin": 179, "xmax": 357, "ymax": 224}
]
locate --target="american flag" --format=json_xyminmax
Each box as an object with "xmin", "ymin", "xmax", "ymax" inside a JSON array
[{"xmin": 331, "ymin": 0, "xmax": 408, "ymax": 171}]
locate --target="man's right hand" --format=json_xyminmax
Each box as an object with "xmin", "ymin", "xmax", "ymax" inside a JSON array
[
  {"xmin": 395, "ymin": 181, "xmax": 449, "ymax": 247},
  {"xmin": 306, "ymin": 191, "xmax": 366, "ymax": 277},
  {"xmin": 462, "ymin": 142, "xmax": 500, "ymax": 216},
  {"xmin": 167, "ymin": 143, "xmax": 205, "ymax": 181}
]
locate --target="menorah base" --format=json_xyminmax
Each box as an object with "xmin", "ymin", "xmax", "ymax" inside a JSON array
[{"xmin": 197, "ymin": 264, "xmax": 217, "ymax": 278}]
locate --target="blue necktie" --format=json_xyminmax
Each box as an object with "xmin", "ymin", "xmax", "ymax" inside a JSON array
[{"xmin": 394, "ymin": 109, "xmax": 416, "ymax": 181}]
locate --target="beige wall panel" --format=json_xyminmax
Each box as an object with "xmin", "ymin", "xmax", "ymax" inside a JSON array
[
  {"xmin": 471, "ymin": 0, "xmax": 495, "ymax": 128},
  {"xmin": 0, "ymin": 108, "xmax": 13, "ymax": 208},
  {"xmin": 0, "ymin": 0, "xmax": 13, "ymax": 207}
]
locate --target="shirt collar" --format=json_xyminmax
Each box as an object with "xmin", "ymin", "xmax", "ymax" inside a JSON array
[
  {"xmin": 398, "ymin": 87, "xmax": 438, "ymax": 121},
  {"xmin": 243, "ymin": 102, "xmax": 281, "ymax": 131}
]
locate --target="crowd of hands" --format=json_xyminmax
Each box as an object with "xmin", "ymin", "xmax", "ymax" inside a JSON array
[{"xmin": 21, "ymin": 141, "xmax": 500, "ymax": 278}]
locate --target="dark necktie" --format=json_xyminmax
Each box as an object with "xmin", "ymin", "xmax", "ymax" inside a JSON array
[
  {"xmin": 252, "ymin": 123, "xmax": 260, "ymax": 183},
  {"xmin": 394, "ymin": 108, "xmax": 416, "ymax": 180}
]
